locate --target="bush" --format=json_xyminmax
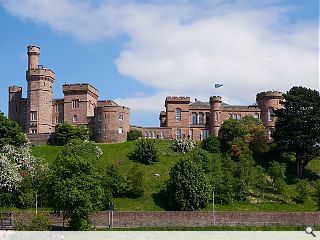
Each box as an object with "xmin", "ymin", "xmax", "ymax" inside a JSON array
[
  {"xmin": 55, "ymin": 122, "xmax": 90, "ymax": 145},
  {"xmin": 172, "ymin": 138, "xmax": 196, "ymax": 153},
  {"xmin": 15, "ymin": 213, "xmax": 49, "ymax": 231},
  {"xmin": 130, "ymin": 139, "xmax": 159, "ymax": 165},
  {"xmin": 126, "ymin": 165, "xmax": 145, "ymax": 198},
  {"xmin": 192, "ymin": 149, "xmax": 212, "ymax": 173},
  {"xmin": 201, "ymin": 135, "xmax": 220, "ymax": 153},
  {"xmin": 269, "ymin": 161, "xmax": 286, "ymax": 193},
  {"xmin": 166, "ymin": 157, "xmax": 211, "ymax": 210},
  {"xmin": 295, "ymin": 180, "xmax": 311, "ymax": 203},
  {"xmin": 105, "ymin": 165, "xmax": 126, "ymax": 198},
  {"xmin": 127, "ymin": 129, "xmax": 142, "ymax": 141}
]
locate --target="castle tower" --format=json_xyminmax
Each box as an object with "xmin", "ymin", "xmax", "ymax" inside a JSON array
[
  {"xmin": 256, "ymin": 91, "xmax": 283, "ymax": 140},
  {"xmin": 209, "ymin": 96, "xmax": 222, "ymax": 136},
  {"xmin": 8, "ymin": 86, "xmax": 22, "ymax": 123},
  {"xmin": 26, "ymin": 45, "xmax": 55, "ymax": 134}
]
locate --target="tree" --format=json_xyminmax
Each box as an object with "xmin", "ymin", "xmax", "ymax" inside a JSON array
[
  {"xmin": 126, "ymin": 165, "xmax": 145, "ymax": 198},
  {"xmin": 0, "ymin": 112, "xmax": 28, "ymax": 147},
  {"xmin": 130, "ymin": 139, "xmax": 159, "ymax": 165},
  {"xmin": 55, "ymin": 122, "xmax": 90, "ymax": 145},
  {"xmin": 274, "ymin": 86, "xmax": 320, "ymax": 179},
  {"xmin": 104, "ymin": 165, "xmax": 126, "ymax": 198},
  {"xmin": 127, "ymin": 129, "xmax": 142, "ymax": 141},
  {"xmin": 166, "ymin": 157, "xmax": 211, "ymax": 210},
  {"xmin": 268, "ymin": 161, "xmax": 286, "ymax": 193},
  {"xmin": 48, "ymin": 139, "xmax": 105, "ymax": 230},
  {"xmin": 219, "ymin": 119, "xmax": 248, "ymax": 151},
  {"xmin": 201, "ymin": 135, "xmax": 220, "ymax": 153}
]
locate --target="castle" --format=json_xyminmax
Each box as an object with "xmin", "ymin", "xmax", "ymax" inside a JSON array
[{"xmin": 8, "ymin": 46, "xmax": 283, "ymax": 144}]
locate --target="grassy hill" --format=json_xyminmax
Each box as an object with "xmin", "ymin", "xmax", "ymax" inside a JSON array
[{"xmin": 32, "ymin": 140, "xmax": 320, "ymax": 212}]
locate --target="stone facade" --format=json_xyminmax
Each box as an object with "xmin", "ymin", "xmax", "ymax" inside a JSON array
[
  {"xmin": 8, "ymin": 45, "xmax": 130, "ymax": 144},
  {"xmin": 156, "ymin": 91, "xmax": 283, "ymax": 141}
]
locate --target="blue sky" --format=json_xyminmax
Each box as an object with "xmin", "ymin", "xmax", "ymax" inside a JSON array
[{"xmin": 0, "ymin": 0, "xmax": 318, "ymax": 127}]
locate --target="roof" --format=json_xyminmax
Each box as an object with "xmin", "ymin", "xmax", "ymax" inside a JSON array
[{"xmin": 190, "ymin": 101, "xmax": 229, "ymax": 107}]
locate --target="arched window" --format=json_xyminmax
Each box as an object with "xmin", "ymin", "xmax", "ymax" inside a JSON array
[
  {"xmin": 160, "ymin": 132, "xmax": 164, "ymax": 138},
  {"xmin": 176, "ymin": 128, "xmax": 181, "ymax": 139},
  {"xmin": 215, "ymin": 112, "xmax": 219, "ymax": 121},
  {"xmin": 154, "ymin": 131, "xmax": 157, "ymax": 139},
  {"xmin": 268, "ymin": 108, "xmax": 274, "ymax": 121},
  {"xmin": 149, "ymin": 131, "xmax": 153, "ymax": 138},
  {"xmin": 192, "ymin": 112, "xmax": 197, "ymax": 124},
  {"xmin": 189, "ymin": 129, "xmax": 193, "ymax": 139},
  {"xmin": 199, "ymin": 113, "xmax": 204, "ymax": 124},
  {"xmin": 176, "ymin": 108, "xmax": 181, "ymax": 121},
  {"xmin": 145, "ymin": 131, "xmax": 148, "ymax": 138}
]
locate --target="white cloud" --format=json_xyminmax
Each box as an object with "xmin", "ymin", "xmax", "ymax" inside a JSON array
[{"xmin": 2, "ymin": 0, "xmax": 319, "ymax": 115}]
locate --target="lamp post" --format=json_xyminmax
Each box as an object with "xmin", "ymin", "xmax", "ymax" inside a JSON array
[{"xmin": 212, "ymin": 186, "xmax": 215, "ymax": 226}]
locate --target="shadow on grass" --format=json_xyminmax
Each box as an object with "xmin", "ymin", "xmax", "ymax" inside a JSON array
[{"xmin": 152, "ymin": 189, "xmax": 170, "ymax": 211}]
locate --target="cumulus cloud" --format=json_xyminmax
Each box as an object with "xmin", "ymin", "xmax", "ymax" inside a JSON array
[{"xmin": 2, "ymin": 0, "xmax": 318, "ymax": 114}]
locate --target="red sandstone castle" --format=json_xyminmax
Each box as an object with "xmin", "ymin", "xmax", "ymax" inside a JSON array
[{"xmin": 8, "ymin": 46, "xmax": 283, "ymax": 144}]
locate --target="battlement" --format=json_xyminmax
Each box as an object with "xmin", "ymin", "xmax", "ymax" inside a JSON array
[
  {"xmin": 209, "ymin": 96, "xmax": 222, "ymax": 103},
  {"xmin": 165, "ymin": 96, "xmax": 190, "ymax": 103},
  {"xmin": 63, "ymin": 83, "xmax": 99, "ymax": 98},
  {"xmin": 27, "ymin": 68, "xmax": 55, "ymax": 79},
  {"xmin": 9, "ymin": 86, "xmax": 22, "ymax": 93},
  {"xmin": 256, "ymin": 90, "xmax": 283, "ymax": 101},
  {"xmin": 27, "ymin": 45, "xmax": 40, "ymax": 54}
]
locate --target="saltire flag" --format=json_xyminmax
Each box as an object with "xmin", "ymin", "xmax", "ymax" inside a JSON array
[{"xmin": 215, "ymin": 84, "xmax": 223, "ymax": 88}]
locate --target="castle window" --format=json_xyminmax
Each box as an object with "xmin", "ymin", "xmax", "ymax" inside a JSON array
[
  {"xmin": 72, "ymin": 99, "xmax": 79, "ymax": 108},
  {"xmin": 160, "ymin": 132, "xmax": 164, "ymax": 139},
  {"xmin": 232, "ymin": 113, "xmax": 237, "ymax": 119},
  {"xmin": 154, "ymin": 131, "xmax": 157, "ymax": 139},
  {"xmin": 56, "ymin": 116, "xmax": 62, "ymax": 124},
  {"xmin": 268, "ymin": 108, "xmax": 274, "ymax": 121},
  {"xmin": 30, "ymin": 128, "xmax": 37, "ymax": 134},
  {"xmin": 215, "ymin": 112, "xmax": 219, "ymax": 121},
  {"xmin": 98, "ymin": 127, "xmax": 102, "ymax": 133},
  {"xmin": 98, "ymin": 114, "xmax": 102, "ymax": 121},
  {"xmin": 201, "ymin": 130, "xmax": 209, "ymax": 139},
  {"xmin": 119, "ymin": 114, "xmax": 124, "ymax": 121},
  {"xmin": 254, "ymin": 113, "xmax": 259, "ymax": 119},
  {"xmin": 268, "ymin": 128, "xmax": 274, "ymax": 139},
  {"xmin": 192, "ymin": 113, "xmax": 197, "ymax": 124},
  {"xmin": 237, "ymin": 114, "xmax": 241, "ymax": 119},
  {"xmin": 189, "ymin": 129, "xmax": 193, "ymax": 140},
  {"xmin": 176, "ymin": 128, "xmax": 181, "ymax": 139},
  {"xmin": 205, "ymin": 113, "xmax": 210, "ymax": 123},
  {"xmin": 119, "ymin": 127, "xmax": 123, "ymax": 134},
  {"xmin": 199, "ymin": 113, "xmax": 204, "ymax": 124},
  {"xmin": 105, "ymin": 114, "xmax": 107, "ymax": 119},
  {"xmin": 149, "ymin": 131, "xmax": 153, "ymax": 138},
  {"xmin": 176, "ymin": 108, "xmax": 181, "ymax": 122},
  {"xmin": 145, "ymin": 131, "xmax": 149, "ymax": 138},
  {"xmin": 30, "ymin": 111, "xmax": 37, "ymax": 121},
  {"xmin": 72, "ymin": 115, "xmax": 78, "ymax": 122},
  {"xmin": 56, "ymin": 104, "xmax": 63, "ymax": 113}
]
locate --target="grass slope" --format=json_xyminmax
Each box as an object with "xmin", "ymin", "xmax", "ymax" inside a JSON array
[{"xmin": 32, "ymin": 141, "xmax": 320, "ymax": 212}]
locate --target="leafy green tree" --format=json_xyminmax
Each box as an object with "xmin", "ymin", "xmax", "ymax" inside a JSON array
[
  {"xmin": 201, "ymin": 135, "xmax": 220, "ymax": 153},
  {"xmin": 166, "ymin": 157, "xmax": 211, "ymax": 210},
  {"xmin": 192, "ymin": 148, "xmax": 212, "ymax": 173},
  {"xmin": 274, "ymin": 86, "xmax": 320, "ymax": 179},
  {"xmin": 55, "ymin": 122, "xmax": 90, "ymax": 145},
  {"xmin": 127, "ymin": 129, "xmax": 142, "ymax": 141},
  {"xmin": 268, "ymin": 161, "xmax": 286, "ymax": 193},
  {"xmin": 104, "ymin": 165, "xmax": 126, "ymax": 198},
  {"xmin": 126, "ymin": 165, "xmax": 145, "ymax": 198},
  {"xmin": 0, "ymin": 112, "xmax": 27, "ymax": 147},
  {"xmin": 219, "ymin": 119, "xmax": 248, "ymax": 151},
  {"xmin": 130, "ymin": 139, "xmax": 159, "ymax": 165},
  {"xmin": 48, "ymin": 139, "xmax": 105, "ymax": 230},
  {"xmin": 295, "ymin": 179, "xmax": 311, "ymax": 203}
]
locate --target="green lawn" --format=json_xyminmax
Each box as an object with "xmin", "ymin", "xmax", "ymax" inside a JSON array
[{"xmin": 31, "ymin": 140, "xmax": 320, "ymax": 212}]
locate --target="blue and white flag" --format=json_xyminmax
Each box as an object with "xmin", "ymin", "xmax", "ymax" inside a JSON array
[{"xmin": 214, "ymin": 83, "xmax": 223, "ymax": 88}]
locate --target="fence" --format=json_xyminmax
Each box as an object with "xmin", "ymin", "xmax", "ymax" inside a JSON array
[{"xmin": 0, "ymin": 212, "xmax": 14, "ymax": 229}]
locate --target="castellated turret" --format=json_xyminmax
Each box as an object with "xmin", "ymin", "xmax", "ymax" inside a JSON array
[
  {"xmin": 256, "ymin": 90, "xmax": 283, "ymax": 140},
  {"xmin": 26, "ymin": 45, "xmax": 55, "ymax": 134},
  {"xmin": 8, "ymin": 86, "xmax": 22, "ymax": 123},
  {"xmin": 209, "ymin": 96, "xmax": 222, "ymax": 136}
]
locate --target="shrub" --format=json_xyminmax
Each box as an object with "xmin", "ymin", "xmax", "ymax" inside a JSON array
[
  {"xmin": 172, "ymin": 138, "xmax": 196, "ymax": 153},
  {"xmin": 269, "ymin": 161, "xmax": 286, "ymax": 193},
  {"xmin": 295, "ymin": 180, "xmax": 311, "ymax": 203},
  {"xmin": 55, "ymin": 122, "xmax": 90, "ymax": 145},
  {"xmin": 201, "ymin": 135, "xmax": 220, "ymax": 153},
  {"xmin": 192, "ymin": 149, "xmax": 212, "ymax": 173},
  {"xmin": 130, "ymin": 139, "xmax": 159, "ymax": 165},
  {"xmin": 127, "ymin": 129, "xmax": 142, "ymax": 141},
  {"xmin": 15, "ymin": 213, "xmax": 49, "ymax": 231},
  {"xmin": 126, "ymin": 165, "xmax": 145, "ymax": 198},
  {"xmin": 105, "ymin": 165, "xmax": 126, "ymax": 198},
  {"xmin": 166, "ymin": 157, "xmax": 211, "ymax": 210}
]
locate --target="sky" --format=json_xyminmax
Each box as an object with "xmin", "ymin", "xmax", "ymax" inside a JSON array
[{"xmin": 0, "ymin": 0, "xmax": 319, "ymax": 127}]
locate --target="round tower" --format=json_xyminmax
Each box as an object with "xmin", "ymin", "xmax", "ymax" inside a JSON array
[
  {"xmin": 26, "ymin": 45, "xmax": 55, "ymax": 134},
  {"xmin": 209, "ymin": 96, "xmax": 222, "ymax": 137},
  {"xmin": 27, "ymin": 45, "xmax": 40, "ymax": 69},
  {"xmin": 256, "ymin": 90, "xmax": 283, "ymax": 140}
]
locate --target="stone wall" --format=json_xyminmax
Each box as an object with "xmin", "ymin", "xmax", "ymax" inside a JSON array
[{"xmin": 26, "ymin": 133, "xmax": 55, "ymax": 146}]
